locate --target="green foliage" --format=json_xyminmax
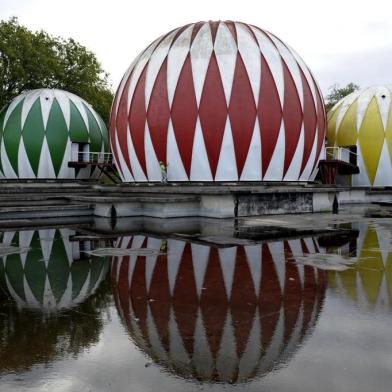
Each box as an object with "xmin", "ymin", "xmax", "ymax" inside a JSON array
[
  {"xmin": 0, "ymin": 17, "xmax": 113, "ymax": 124},
  {"xmin": 325, "ymin": 83, "xmax": 359, "ymax": 112}
]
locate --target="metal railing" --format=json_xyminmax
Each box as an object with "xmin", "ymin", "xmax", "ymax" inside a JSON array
[
  {"xmin": 76, "ymin": 152, "xmax": 113, "ymax": 164},
  {"xmin": 325, "ymin": 146, "xmax": 358, "ymax": 163}
]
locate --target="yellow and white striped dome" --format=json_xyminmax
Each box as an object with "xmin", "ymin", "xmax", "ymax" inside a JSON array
[{"xmin": 327, "ymin": 85, "xmax": 392, "ymax": 186}]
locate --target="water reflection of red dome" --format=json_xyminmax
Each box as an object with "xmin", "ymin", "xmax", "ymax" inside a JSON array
[{"xmin": 112, "ymin": 236, "xmax": 326, "ymax": 383}]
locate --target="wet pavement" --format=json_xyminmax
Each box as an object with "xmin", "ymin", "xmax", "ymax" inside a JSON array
[{"xmin": 0, "ymin": 205, "xmax": 392, "ymax": 391}]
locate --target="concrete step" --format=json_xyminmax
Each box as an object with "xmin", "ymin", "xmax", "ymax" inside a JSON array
[
  {"xmin": 67, "ymin": 194, "xmax": 201, "ymax": 203},
  {"xmin": 0, "ymin": 199, "xmax": 72, "ymax": 207},
  {"xmin": 0, "ymin": 204, "xmax": 91, "ymax": 213},
  {"xmin": 0, "ymin": 204, "xmax": 93, "ymax": 220},
  {"xmin": 0, "ymin": 192, "xmax": 98, "ymax": 199},
  {"xmin": 0, "ymin": 188, "xmax": 94, "ymax": 195},
  {"xmin": 0, "ymin": 182, "xmax": 95, "ymax": 195}
]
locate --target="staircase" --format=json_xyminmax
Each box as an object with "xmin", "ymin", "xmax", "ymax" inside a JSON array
[{"xmin": 0, "ymin": 182, "xmax": 97, "ymax": 226}]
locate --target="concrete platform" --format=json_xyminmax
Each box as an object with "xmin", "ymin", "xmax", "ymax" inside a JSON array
[
  {"xmin": 85, "ymin": 183, "xmax": 392, "ymax": 218},
  {"xmin": 80, "ymin": 183, "xmax": 341, "ymax": 218},
  {"xmin": 0, "ymin": 182, "xmax": 391, "ymax": 220}
]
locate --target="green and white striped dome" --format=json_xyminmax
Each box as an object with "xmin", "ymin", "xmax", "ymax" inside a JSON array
[{"xmin": 0, "ymin": 89, "xmax": 109, "ymax": 179}]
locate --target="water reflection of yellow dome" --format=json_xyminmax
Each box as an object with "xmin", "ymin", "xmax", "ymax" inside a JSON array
[
  {"xmin": 328, "ymin": 223, "xmax": 392, "ymax": 310},
  {"xmin": 112, "ymin": 235, "xmax": 326, "ymax": 384}
]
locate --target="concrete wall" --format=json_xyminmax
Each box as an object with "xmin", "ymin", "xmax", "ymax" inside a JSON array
[
  {"xmin": 94, "ymin": 190, "xmax": 342, "ymax": 218},
  {"xmin": 237, "ymin": 193, "xmax": 313, "ymax": 216}
]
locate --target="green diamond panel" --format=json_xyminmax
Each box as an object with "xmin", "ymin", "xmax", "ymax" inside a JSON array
[
  {"xmin": 69, "ymin": 100, "xmax": 89, "ymax": 143},
  {"xmin": 97, "ymin": 115, "xmax": 109, "ymax": 152},
  {"xmin": 83, "ymin": 103, "xmax": 103, "ymax": 153},
  {"xmin": 71, "ymin": 259, "xmax": 90, "ymax": 300},
  {"xmin": 88, "ymin": 258, "xmax": 106, "ymax": 292},
  {"xmin": 47, "ymin": 232, "xmax": 71, "ymax": 302},
  {"xmin": 3, "ymin": 99, "xmax": 24, "ymax": 175},
  {"xmin": 0, "ymin": 104, "xmax": 9, "ymax": 176},
  {"xmin": 45, "ymin": 98, "xmax": 69, "ymax": 176},
  {"xmin": 22, "ymin": 98, "xmax": 46, "ymax": 176},
  {"xmin": 24, "ymin": 232, "xmax": 46, "ymax": 304},
  {"xmin": 5, "ymin": 253, "xmax": 26, "ymax": 302}
]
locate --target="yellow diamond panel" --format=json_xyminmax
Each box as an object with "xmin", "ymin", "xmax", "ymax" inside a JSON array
[
  {"xmin": 327, "ymin": 105, "xmax": 341, "ymax": 147},
  {"xmin": 336, "ymin": 100, "xmax": 358, "ymax": 147},
  {"xmin": 358, "ymin": 227, "xmax": 384, "ymax": 305},
  {"xmin": 358, "ymin": 97, "xmax": 385, "ymax": 185}
]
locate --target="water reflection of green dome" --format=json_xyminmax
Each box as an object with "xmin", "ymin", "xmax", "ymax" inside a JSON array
[
  {"xmin": 0, "ymin": 228, "xmax": 111, "ymax": 374},
  {"xmin": 0, "ymin": 228, "xmax": 109, "ymax": 311}
]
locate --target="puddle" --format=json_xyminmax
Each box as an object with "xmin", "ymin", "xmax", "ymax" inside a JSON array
[{"xmin": 0, "ymin": 213, "xmax": 391, "ymax": 392}]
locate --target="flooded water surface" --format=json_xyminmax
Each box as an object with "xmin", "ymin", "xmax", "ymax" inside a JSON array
[{"xmin": 0, "ymin": 211, "xmax": 392, "ymax": 391}]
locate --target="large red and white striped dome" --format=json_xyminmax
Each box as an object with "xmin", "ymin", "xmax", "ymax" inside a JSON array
[{"xmin": 110, "ymin": 21, "xmax": 326, "ymax": 182}]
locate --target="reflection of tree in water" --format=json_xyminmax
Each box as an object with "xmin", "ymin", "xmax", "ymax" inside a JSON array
[
  {"xmin": 0, "ymin": 229, "xmax": 111, "ymax": 374},
  {"xmin": 112, "ymin": 235, "xmax": 327, "ymax": 384}
]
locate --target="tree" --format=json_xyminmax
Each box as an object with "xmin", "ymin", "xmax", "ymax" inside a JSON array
[
  {"xmin": 325, "ymin": 83, "xmax": 359, "ymax": 112},
  {"xmin": 0, "ymin": 18, "xmax": 113, "ymax": 124}
]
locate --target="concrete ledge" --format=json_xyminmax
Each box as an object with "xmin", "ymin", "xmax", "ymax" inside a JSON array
[{"xmin": 199, "ymin": 195, "xmax": 235, "ymax": 218}]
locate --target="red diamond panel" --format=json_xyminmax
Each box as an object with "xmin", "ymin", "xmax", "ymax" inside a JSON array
[
  {"xmin": 299, "ymin": 69, "xmax": 317, "ymax": 175},
  {"xmin": 283, "ymin": 242, "xmax": 302, "ymax": 345},
  {"xmin": 128, "ymin": 65, "xmax": 148, "ymax": 177},
  {"xmin": 149, "ymin": 255, "xmax": 171, "ymax": 351},
  {"xmin": 312, "ymin": 75, "xmax": 326, "ymax": 172},
  {"xmin": 173, "ymin": 244, "xmax": 198, "ymax": 355},
  {"xmin": 258, "ymin": 53, "xmax": 282, "ymax": 177},
  {"xmin": 200, "ymin": 248, "xmax": 228, "ymax": 356},
  {"xmin": 259, "ymin": 244, "xmax": 281, "ymax": 349},
  {"xmin": 282, "ymin": 61, "xmax": 303, "ymax": 176},
  {"xmin": 231, "ymin": 247, "xmax": 257, "ymax": 357},
  {"xmin": 115, "ymin": 75, "xmax": 133, "ymax": 176},
  {"xmin": 130, "ymin": 256, "xmax": 148, "ymax": 335},
  {"xmin": 171, "ymin": 55, "xmax": 198, "ymax": 177},
  {"xmin": 147, "ymin": 58, "xmax": 170, "ymax": 164},
  {"xmin": 229, "ymin": 54, "xmax": 257, "ymax": 177},
  {"xmin": 198, "ymin": 53, "xmax": 228, "ymax": 178}
]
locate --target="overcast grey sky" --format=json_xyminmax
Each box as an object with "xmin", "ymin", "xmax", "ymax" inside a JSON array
[{"xmin": 1, "ymin": 0, "xmax": 392, "ymax": 95}]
